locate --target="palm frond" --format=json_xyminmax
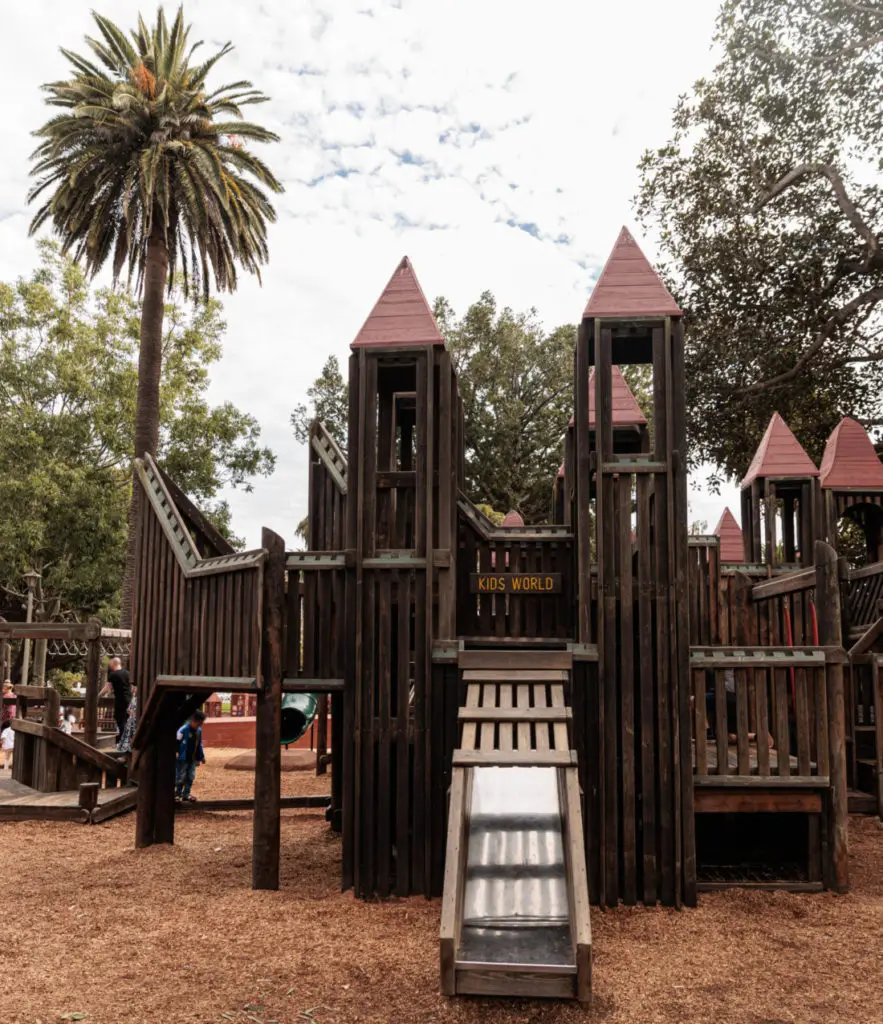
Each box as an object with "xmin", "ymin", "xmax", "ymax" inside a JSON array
[{"xmin": 29, "ymin": 6, "xmax": 283, "ymax": 299}]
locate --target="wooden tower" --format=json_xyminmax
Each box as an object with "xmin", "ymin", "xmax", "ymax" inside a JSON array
[
  {"xmin": 820, "ymin": 417, "xmax": 883, "ymax": 563},
  {"xmin": 556, "ymin": 365, "xmax": 648, "ymax": 527},
  {"xmin": 343, "ymin": 256, "xmax": 462, "ymax": 898},
  {"xmin": 572, "ymin": 226, "xmax": 695, "ymax": 907},
  {"xmin": 713, "ymin": 507, "xmax": 744, "ymax": 564},
  {"xmin": 740, "ymin": 413, "xmax": 820, "ymax": 567}
]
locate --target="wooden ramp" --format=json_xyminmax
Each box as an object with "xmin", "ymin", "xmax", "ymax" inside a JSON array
[
  {"xmin": 440, "ymin": 650, "xmax": 591, "ymax": 1003},
  {"xmin": 0, "ymin": 775, "xmax": 137, "ymax": 823}
]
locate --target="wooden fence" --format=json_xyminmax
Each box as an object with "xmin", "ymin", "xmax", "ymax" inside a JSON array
[{"xmin": 690, "ymin": 648, "xmax": 830, "ymax": 781}]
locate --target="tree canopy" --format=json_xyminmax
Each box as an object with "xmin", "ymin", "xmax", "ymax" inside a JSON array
[
  {"xmin": 636, "ymin": 0, "xmax": 883, "ymax": 486},
  {"xmin": 435, "ymin": 292, "xmax": 574, "ymax": 522},
  {"xmin": 291, "ymin": 355, "xmax": 349, "ymax": 453},
  {"xmin": 0, "ymin": 243, "xmax": 275, "ymax": 622}
]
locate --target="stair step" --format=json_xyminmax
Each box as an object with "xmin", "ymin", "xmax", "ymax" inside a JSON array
[
  {"xmin": 458, "ymin": 650, "xmax": 572, "ymax": 672},
  {"xmin": 462, "ymin": 670, "xmax": 569, "ymax": 683},
  {"xmin": 452, "ymin": 749, "xmax": 576, "ymax": 768}
]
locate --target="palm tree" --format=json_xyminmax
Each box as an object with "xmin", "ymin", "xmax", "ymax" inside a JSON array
[{"xmin": 28, "ymin": 6, "xmax": 283, "ymax": 624}]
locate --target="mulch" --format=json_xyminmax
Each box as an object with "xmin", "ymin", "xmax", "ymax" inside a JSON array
[{"xmin": 1, "ymin": 749, "xmax": 881, "ymax": 1024}]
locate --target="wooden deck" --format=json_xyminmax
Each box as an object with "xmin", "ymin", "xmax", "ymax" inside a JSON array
[
  {"xmin": 0, "ymin": 775, "xmax": 137, "ymax": 823},
  {"xmin": 692, "ymin": 740, "xmax": 817, "ymax": 776}
]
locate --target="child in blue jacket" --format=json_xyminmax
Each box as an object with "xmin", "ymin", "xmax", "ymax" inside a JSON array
[{"xmin": 175, "ymin": 710, "xmax": 206, "ymax": 801}]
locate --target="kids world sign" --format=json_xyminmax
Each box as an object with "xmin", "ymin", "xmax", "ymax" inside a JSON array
[{"xmin": 470, "ymin": 573, "xmax": 562, "ymax": 594}]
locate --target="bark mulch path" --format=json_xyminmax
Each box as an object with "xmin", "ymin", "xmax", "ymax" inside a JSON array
[{"xmin": 2, "ymin": 750, "xmax": 881, "ymax": 1024}]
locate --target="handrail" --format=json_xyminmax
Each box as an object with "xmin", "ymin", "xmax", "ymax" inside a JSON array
[
  {"xmin": 751, "ymin": 568, "xmax": 816, "ymax": 601},
  {"xmin": 457, "ymin": 493, "xmax": 572, "ymax": 541},
  {"xmin": 309, "ymin": 419, "xmax": 348, "ymax": 494},
  {"xmin": 849, "ymin": 561, "xmax": 883, "ymax": 582},
  {"xmin": 11, "ymin": 719, "xmax": 125, "ymax": 776}
]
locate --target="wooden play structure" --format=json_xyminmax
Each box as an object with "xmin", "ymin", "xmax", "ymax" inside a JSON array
[
  {"xmin": 127, "ymin": 228, "xmax": 882, "ymax": 1003},
  {"xmin": 0, "ymin": 621, "xmax": 135, "ymax": 823}
]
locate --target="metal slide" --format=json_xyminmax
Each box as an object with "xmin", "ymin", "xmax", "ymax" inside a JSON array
[{"xmin": 440, "ymin": 654, "xmax": 591, "ymax": 1002}]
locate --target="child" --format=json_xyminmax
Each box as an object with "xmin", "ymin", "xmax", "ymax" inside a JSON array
[
  {"xmin": 1, "ymin": 680, "xmax": 15, "ymax": 730},
  {"xmin": 1, "ymin": 723, "xmax": 14, "ymax": 771},
  {"xmin": 175, "ymin": 710, "xmax": 206, "ymax": 802}
]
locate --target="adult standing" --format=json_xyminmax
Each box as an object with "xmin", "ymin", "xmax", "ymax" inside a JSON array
[{"xmin": 101, "ymin": 658, "xmax": 132, "ymax": 742}]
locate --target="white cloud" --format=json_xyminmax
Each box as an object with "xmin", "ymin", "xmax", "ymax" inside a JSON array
[{"xmin": 0, "ymin": 0, "xmax": 738, "ymax": 548}]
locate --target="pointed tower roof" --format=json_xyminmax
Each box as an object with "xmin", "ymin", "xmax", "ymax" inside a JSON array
[
  {"xmin": 819, "ymin": 417, "xmax": 883, "ymax": 490},
  {"xmin": 501, "ymin": 510, "xmax": 525, "ymax": 528},
  {"xmin": 568, "ymin": 366, "xmax": 647, "ymax": 429},
  {"xmin": 741, "ymin": 413, "xmax": 819, "ymax": 488},
  {"xmin": 584, "ymin": 227, "xmax": 682, "ymax": 319},
  {"xmin": 557, "ymin": 462, "xmax": 565, "ymax": 480},
  {"xmin": 351, "ymin": 256, "xmax": 444, "ymax": 348},
  {"xmin": 713, "ymin": 507, "xmax": 744, "ymax": 562}
]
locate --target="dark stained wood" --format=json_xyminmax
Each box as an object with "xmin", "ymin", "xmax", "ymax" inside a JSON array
[
  {"xmin": 618, "ymin": 473, "xmax": 636, "ymax": 905},
  {"xmin": 253, "ymin": 528, "xmax": 285, "ymax": 891},
  {"xmin": 815, "ymin": 541, "xmax": 849, "ymax": 893}
]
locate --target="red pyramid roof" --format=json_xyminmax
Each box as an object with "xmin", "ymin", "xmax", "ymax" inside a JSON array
[
  {"xmin": 568, "ymin": 366, "xmax": 647, "ymax": 429},
  {"xmin": 742, "ymin": 413, "xmax": 819, "ymax": 488},
  {"xmin": 351, "ymin": 256, "xmax": 444, "ymax": 348},
  {"xmin": 584, "ymin": 227, "xmax": 682, "ymax": 319},
  {"xmin": 713, "ymin": 507, "xmax": 744, "ymax": 562},
  {"xmin": 819, "ymin": 417, "xmax": 883, "ymax": 490},
  {"xmin": 501, "ymin": 510, "xmax": 525, "ymax": 527},
  {"xmin": 557, "ymin": 462, "xmax": 565, "ymax": 480}
]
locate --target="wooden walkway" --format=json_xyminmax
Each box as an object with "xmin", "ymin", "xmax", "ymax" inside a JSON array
[{"xmin": 0, "ymin": 775, "xmax": 137, "ymax": 823}]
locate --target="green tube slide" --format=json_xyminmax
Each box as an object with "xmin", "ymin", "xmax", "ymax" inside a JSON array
[{"xmin": 280, "ymin": 692, "xmax": 318, "ymax": 746}]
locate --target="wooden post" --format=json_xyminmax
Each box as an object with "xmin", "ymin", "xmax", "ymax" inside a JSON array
[
  {"xmin": 814, "ymin": 540, "xmax": 849, "ymax": 893},
  {"xmin": 44, "ymin": 686, "xmax": 60, "ymax": 730},
  {"xmin": 78, "ymin": 781, "xmax": 100, "ymax": 813},
  {"xmin": 253, "ymin": 528, "xmax": 285, "ymax": 890},
  {"xmin": 84, "ymin": 636, "xmax": 101, "ymax": 747}
]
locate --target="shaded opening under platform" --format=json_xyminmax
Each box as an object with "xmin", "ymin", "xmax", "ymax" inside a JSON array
[{"xmin": 696, "ymin": 812, "xmax": 816, "ymax": 887}]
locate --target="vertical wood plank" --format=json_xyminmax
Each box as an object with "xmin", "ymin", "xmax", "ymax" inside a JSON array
[{"xmin": 253, "ymin": 528, "xmax": 285, "ymax": 890}]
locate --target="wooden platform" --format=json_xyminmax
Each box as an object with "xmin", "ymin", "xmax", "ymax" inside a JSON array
[
  {"xmin": 692, "ymin": 740, "xmax": 815, "ymax": 775},
  {"xmin": 0, "ymin": 775, "xmax": 137, "ymax": 823}
]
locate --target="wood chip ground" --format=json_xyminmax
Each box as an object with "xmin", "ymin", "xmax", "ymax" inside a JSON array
[{"xmin": 2, "ymin": 749, "xmax": 881, "ymax": 1024}]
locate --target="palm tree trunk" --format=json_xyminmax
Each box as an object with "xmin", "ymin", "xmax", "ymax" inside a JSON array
[{"xmin": 121, "ymin": 226, "xmax": 169, "ymax": 628}]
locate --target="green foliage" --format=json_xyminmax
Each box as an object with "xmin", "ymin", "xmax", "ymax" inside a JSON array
[
  {"xmin": 0, "ymin": 243, "xmax": 275, "ymax": 619},
  {"xmin": 291, "ymin": 296, "xmax": 576, "ymax": 525},
  {"xmin": 28, "ymin": 5, "xmax": 283, "ymax": 298},
  {"xmin": 476, "ymin": 504, "xmax": 505, "ymax": 526},
  {"xmin": 290, "ymin": 355, "xmax": 349, "ymax": 451},
  {"xmin": 435, "ymin": 292, "xmax": 574, "ymax": 524},
  {"xmin": 636, "ymin": 0, "xmax": 883, "ymax": 486}
]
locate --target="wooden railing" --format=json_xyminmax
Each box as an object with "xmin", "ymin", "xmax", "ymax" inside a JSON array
[
  {"xmin": 847, "ymin": 561, "xmax": 883, "ymax": 627},
  {"xmin": 690, "ymin": 647, "xmax": 832, "ymax": 781}
]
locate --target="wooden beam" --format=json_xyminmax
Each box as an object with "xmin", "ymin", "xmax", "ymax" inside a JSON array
[
  {"xmin": 848, "ymin": 615, "xmax": 883, "ymax": 658},
  {"xmin": 281, "ymin": 678, "xmax": 345, "ymax": 693},
  {"xmin": 751, "ymin": 568, "xmax": 816, "ymax": 600},
  {"xmin": 815, "ymin": 540, "xmax": 849, "ymax": 893},
  {"xmin": 155, "ymin": 675, "xmax": 258, "ymax": 691},
  {"xmin": 176, "ymin": 795, "xmax": 331, "ymax": 812},
  {"xmin": 253, "ymin": 528, "xmax": 285, "ymax": 891},
  {"xmin": 84, "ymin": 638, "xmax": 101, "ymax": 747},
  {"xmin": 694, "ymin": 789, "xmax": 822, "ymax": 813},
  {"xmin": 0, "ymin": 622, "xmax": 100, "ymax": 641}
]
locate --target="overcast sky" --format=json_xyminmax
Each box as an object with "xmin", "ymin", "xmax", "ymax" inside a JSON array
[{"xmin": 0, "ymin": 0, "xmax": 741, "ymax": 548}]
